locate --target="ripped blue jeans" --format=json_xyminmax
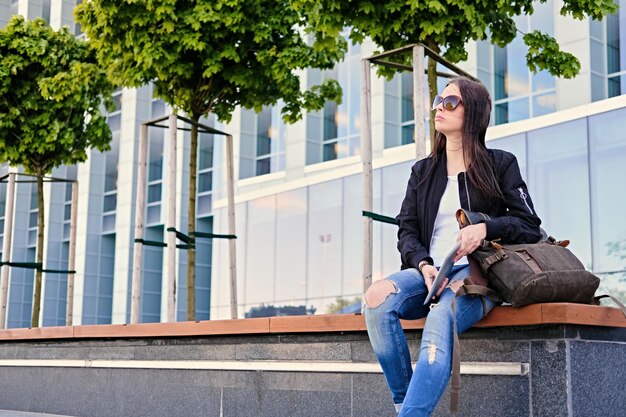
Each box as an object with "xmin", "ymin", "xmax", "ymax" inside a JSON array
[{"xmin": 364, "ymin": 265, "xmax": 496, "ymax": 416}]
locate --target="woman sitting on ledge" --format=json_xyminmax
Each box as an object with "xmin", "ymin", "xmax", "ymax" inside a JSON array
[{"xmin": 363, "ymin": 77, "xmax": 542, "ymax": 417}]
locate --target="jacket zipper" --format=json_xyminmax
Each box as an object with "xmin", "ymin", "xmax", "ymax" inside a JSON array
[
  {"xmin": 464, "ymin": 174, "xmax": 472, "ymax": 211},
  {"xmin": 518, "ymin": 187, "xmax": 534, "ymax": 214}
]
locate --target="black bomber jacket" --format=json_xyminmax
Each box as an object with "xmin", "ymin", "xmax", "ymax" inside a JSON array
[{"xmin": 396, "ymin": 148, "xmax": 542, "ymax": 270}]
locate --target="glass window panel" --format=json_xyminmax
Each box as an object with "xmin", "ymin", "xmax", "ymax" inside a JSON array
[
  {"xmin": 590, "ymin": 39, "xmax": 605, "ymax": 74},
  {"xmin": 494, "ymin": 47, "xmax": 507, "ymax": 100},
  {"xmin": 591, "ymin": 74, "xmax": 607, "ymax": 102},
  {"xmin": 589, "ymin": 108, "xmax": 626, "ymax": 273},
  {"xmin": 401, "ymin": 125, "xmax": 414, "ymax": 145},
  {"xmin": 348, "ymin": 136, "xmax": 361, "ymax": 157},
  {"xmin": 506, "ymin": 36, "xmax": 530, "ymax": 98},
  {"xmin": 198, "ymin": 134, "xmax": 214, "ymax": 170},
  {"xmin": 401, "ymin": 72, "xmax": 414, "ymax": 123},
  {"xmin": 349, "ymin": 56, "xmax": 360, "ymax": 134},
  {"xmin": 323, "ymin": 142, "xmax": 338, "ymax": 162},
  {"xmin": 608, "ymin": 74, "xmax": 624, "ymax": 98},
  {"xmin": 507, "ymin": 98, "xmax": 530, "ymax": 122},
  {"xmin": 590, "ymin": 18, "xmax": 603, "ymax": 40},
  {"xmin": 30, "ymin": 184, "xmax": 37, "ymax": 209},
  {"xmin": 256, "ymin": 107, "xmax": 271, "ymax": 156},
  {"xmin": 147, "ymin": 183, "xmax": 161, "ymax": 203},
  {"xmin": 256, "ymin": 158, "xmax": 271, "ymax": 176},
  {"xmin": 151, "ymin": 100, "xmax": 165, "ymax": 117},
  {"xmin": 29, "ymin": 212, "xmax": 37, "ymax": 228},
  {"xmin": 107, "ymin": 114, "xmax": 121, "ymax": 132},
  {"xmin": 28, "ymin": 230, "xmax": 36, "ymax": 246},
  {"xmin": 244, "ymin": 196, "xmax": 276, "ymax": 306},
  {"xmin": 336, "ymin": 63, "xmax": 349, "ymax": 139},
  {"xmin": 0, "ymin": 185, "xmax": 5, "ymax": 214},
  {"xmin": 336, "ymin": 139, "xmax": 350, "ymax": 159},
  {"xmin": 527, "ymin": 119, "xmax": 591, "ymax": 268},
  {"xmin": 532, "ymin": 70, "xmax": 555, "ymax": 93},
  {"xmin": 530, "ymin": 0, "xmax": 554, "ymax": 35},
  {"xmin": 275, "ymin": 188, "xmax": 308, "ymax": 304},
  {"xmin": 104, "ymin": 137, "xmax": 119, "ymax": 192},
  {"xmin": 198, "ymin": 171, "xmax": 212, "ymax": 193},
  {"xmin": 273, "ymin": 154, "xmax": 286, "ymax": 173},
  {"xmin": 148, "ymin": 131, "xmax": 164, "ymax": 182},
  {"xmin": 342, "ymin": 174, "xmax": 363, "ymax": 295},
  {"xmin": 63, "ymin": 223, "xmax": 70, "ymax": 240},
  {"xmin": 323, "ymin": 101, "xmax": 338, "ymax": 140},
  {"xmin": 197, "ymin": 194, "xmax": 212, "ymax": 216},
  {"xmin": 488, "ymin": 134, "xmax": 527, "ymax": 181},
  {"xmin": 381, "ymin": 161, "xmax": 415, "ymax": 278},
  {"xmin": 146, "ymin": 206, "xmax": 160, "ymax": 224},
  {"xmin": 607, "ymin": 13, "xmax": 620, "ymax": 74},
  {"xmin": 532, "ymin": 93, "xmax": 556, "ymax": 117},
  {"xmin": 103, "ymin": 194, "xmax": 117, "ymax": 212},
  {"xmin": 308, "ymin": 180, "xmax": 342, "ymax": 302},
  {"xmin": 102, "ymin": 214, "xmax": 116, "ymax": 232},
  {"xmin": 270, "ymin": 106, "xmax": 286, "ymax": 154}
]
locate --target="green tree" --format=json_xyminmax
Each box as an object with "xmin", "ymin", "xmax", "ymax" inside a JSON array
[
  {"xmin": 294, "ymin": 0, "xmax": 618, "ymax": 146},
  {"xmin": 324, "ymin": 296, "xmax": 361, "ymax": 314},
  {"xmin": 75, "ymin": 0, "xmax": 346, "ymax": 321},
  {"xmin": 0, "ymin": 16, "xmax": 114, "ymax": 327}
]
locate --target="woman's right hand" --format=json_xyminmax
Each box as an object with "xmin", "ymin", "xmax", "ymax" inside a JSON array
[{"xmin": 421, "ymin": 265, "xmax": 448, "ymax": 301}]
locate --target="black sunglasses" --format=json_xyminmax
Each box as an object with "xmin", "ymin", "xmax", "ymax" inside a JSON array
[{"xmin": 432, "ymin": 95, "xmax": 463, "ymax": 111}]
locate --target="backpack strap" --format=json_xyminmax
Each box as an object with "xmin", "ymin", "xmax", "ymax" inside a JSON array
[
  {"xmin": 448, "ymin": 282, "xmax": 502, "ymax": 414},
  {"xmin": 593, "ymin": 295, "xmax": 626, "ymax": 318}
]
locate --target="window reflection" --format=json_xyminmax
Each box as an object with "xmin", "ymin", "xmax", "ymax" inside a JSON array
[
  {"xmin": 244, "ymin": 196, "xmax": 276, "ymax": 306},
  {"xmin": 492, "ymin": 4, "xmax": 556, "ymax": 124},
  {"xmin": 255, "ymin": 106, "xmax": 285, "ymax": 176},
  {"xmin": 275, "ymin": 189, "xmax": 308, "ymax": 305},
  {"xmin": 307, "ymin": 38, "xmax": 361, "ymax": 162},
  {"xmin": 308, "ymin": 180, "xmax": 343, "ymax": 308},
  {"xmin": 589, "ymin": 108, "xmax": 626, "ymax": 273},
  {"xmin": 527, "ymin": 119, "xmax": 592, "ymax": 267}
]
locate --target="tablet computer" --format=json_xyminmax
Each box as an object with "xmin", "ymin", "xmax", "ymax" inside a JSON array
[{"xmin": 423, "ymin": 241, "xmax": 461, "ymax": 305}]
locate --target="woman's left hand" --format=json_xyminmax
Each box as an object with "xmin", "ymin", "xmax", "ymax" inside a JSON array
[{"xmin": 455, "ymin": 223, "xmax": 487, "ymax": 262}]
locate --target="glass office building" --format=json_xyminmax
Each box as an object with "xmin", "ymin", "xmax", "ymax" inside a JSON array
[{"xmin": 0, "ymin": 0, "xmax": 625, "ymax": 325}]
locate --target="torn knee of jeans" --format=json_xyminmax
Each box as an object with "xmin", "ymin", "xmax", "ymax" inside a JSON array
[
  {"xmin": 428, "ymin": 342, "xmax": 437, "ymax": 364},
  {"xmin": 364, "ymin": 280, "xmax": 397, "ymax": 308}
]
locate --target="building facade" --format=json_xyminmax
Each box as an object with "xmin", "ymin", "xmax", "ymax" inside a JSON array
[{"xmin": 0, "ymin": 0, "xmax": 625, "ymax": 325}]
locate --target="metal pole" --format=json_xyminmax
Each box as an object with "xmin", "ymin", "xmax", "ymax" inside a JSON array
[
  {"xmin": 225, "ymin": 134, "xmax": 238, "ymax": 319},
  {"xmin": 65, "ymin": 181, "xmax": 78, "ymax": 326},
  {"xmin": 0, "ymin": 172, "xmax": 16, "ymax": 329},
  {"xmin": 413, "ymin": 45, "xmax": 427, "ymax": 160},
  {"xmin": 131, "ymin": 123, "xmax": 148, "ymax": 324},
  {"xmin": 361, "ymin": 58, "xmax": 373, "ymax": 296},
  {"xmin": 166, "ymin": 113, "xmax": 177, "ymax": 322}
]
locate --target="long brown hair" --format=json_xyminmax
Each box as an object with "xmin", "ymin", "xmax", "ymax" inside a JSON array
[{"xmin": 432, "ymin": 77, "xmax": 503, "ymax": 199}]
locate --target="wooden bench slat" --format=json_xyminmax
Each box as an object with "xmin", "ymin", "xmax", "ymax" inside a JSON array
[{"xmin": 0, "ymin": 304, "xmax": 623, "ymax": 341}]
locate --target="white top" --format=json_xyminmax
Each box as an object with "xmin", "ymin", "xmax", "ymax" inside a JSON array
[{"xmin": 429, "ymin": 176, "xmax": 468, "ymax": 267}]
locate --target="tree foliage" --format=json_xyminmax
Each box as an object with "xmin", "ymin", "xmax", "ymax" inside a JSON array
[
  {"xmin": 0, "ymin": 16, "xmax": 114, "ymax": 327},
  {"xmin": 0, "ymin": 16, "xmax": 113, "ymax": 176},
  {"xmin": 75, "ymin": 0, "xmax": 346, "ymax": 123},
  {"xmin": 294, "ymin": 0, "xmax": 617, "ymax": 78}
]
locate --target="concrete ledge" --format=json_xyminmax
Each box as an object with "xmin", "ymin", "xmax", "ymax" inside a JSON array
[
  {"xmin": 0, "ymin": 303, "xmax": 623, "ymax": 341},
  {"xmin": 0, "ymin": 308, "xmax": 623, "ymax": 417}
]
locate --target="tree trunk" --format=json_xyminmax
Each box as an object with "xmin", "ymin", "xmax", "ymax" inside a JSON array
[
  {"xmin": 31, "ymin": 172, "xmax": 45, "ymax": 328},
  {"xmin": 187, "ymin": 115, "xmax": 199, "ymax": 321},
  {"xmin": 427, "ymin": 45, "xmax": 439, "ymax": 152}
]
